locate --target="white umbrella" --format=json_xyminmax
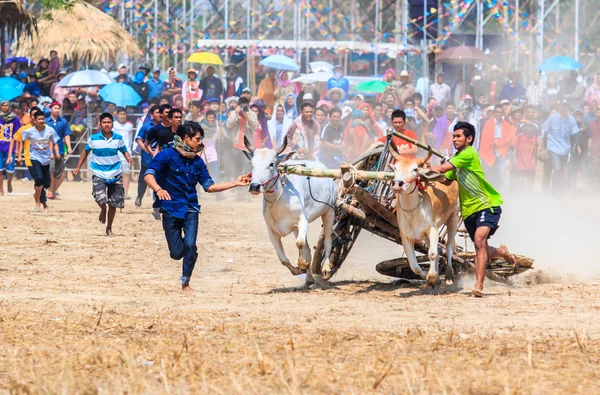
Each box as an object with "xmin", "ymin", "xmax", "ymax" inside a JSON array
[
  {"xmin": 57, "ymin": 69, "xmax": 113, "ymax": 88},
  {"xmin": 292, "ymin": 72, "xmax": 332, "ymax": 83},
  {"xmin": 309, "ymin": 61, "xmax": 333, "ymax": 73}
]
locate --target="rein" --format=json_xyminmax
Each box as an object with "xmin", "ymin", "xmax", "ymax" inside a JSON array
[
  {"xmin": 397, "ymin": 177, "xmax": 426, "ymax": 212},
  {"xmin": 263, "ymin": 172, "xmax": 286, "ymax": 204}
]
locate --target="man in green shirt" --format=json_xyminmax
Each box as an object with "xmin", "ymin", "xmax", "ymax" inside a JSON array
[{"xmin": 430, "ymin": 121, "xmax": 515, "ymax": 297}]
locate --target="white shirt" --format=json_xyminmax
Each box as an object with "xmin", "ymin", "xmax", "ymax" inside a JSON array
[{"xmin": 112, "ymin": 121, "xmax": 134, "ymax": 154}]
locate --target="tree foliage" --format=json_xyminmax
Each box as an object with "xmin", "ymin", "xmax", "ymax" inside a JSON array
[{"xmin": 38, "ymin": 0, "xmax": 78, "ymax": 11}]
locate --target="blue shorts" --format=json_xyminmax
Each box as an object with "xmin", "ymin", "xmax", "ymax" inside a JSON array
[
  {"xmin": 0, "ymin": 151, "xmax": 15, "ymax": 173},
  {"xmin": 463, "ymin": 207, "xmax": 502, "ymax": 242}
]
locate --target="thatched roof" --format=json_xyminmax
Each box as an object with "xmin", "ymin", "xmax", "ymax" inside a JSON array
[
  {"xmin": 12, "ymin": 1, "xmax": 139, "ymax": 64},
  {"xmin": 0, "ymin": 0, "xmax": 36, "ymax": 40}
]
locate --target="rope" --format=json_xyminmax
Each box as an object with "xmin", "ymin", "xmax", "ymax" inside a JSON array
[{"xmin": 307, "ymin": 176, "xmax": 337, "ymax": 210}]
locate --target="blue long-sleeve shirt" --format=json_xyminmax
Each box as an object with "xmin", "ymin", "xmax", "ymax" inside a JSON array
[
  {"xmin": 136, "ymin": 120, "xmax": 156, "ymax": 167},
  {"xmin": 145, "ymin": 147, "xmax": 214, "ymax": 218}
]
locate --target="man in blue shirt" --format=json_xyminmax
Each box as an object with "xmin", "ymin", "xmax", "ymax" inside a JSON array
[
  {"xmin": 144, "ymin": 121, "xmax": 249, "ymax": 291},
  {"xmin": 45, "ymin": 102, "xmax": 71, "ymax": 199},
  {"xmin": 147, "ymin": 68, "xmax": 164, "ymax": 100},
  {"xmin": 541, "ymin": 99, "xmax": 581, "ymax": 196},
  {"xmin": 135, "ymin": 105, "xmax": 161, "ymax": 207},
  {"xmin": 326, "ymin": 65, "xmax": 350, "ymax": 97}
]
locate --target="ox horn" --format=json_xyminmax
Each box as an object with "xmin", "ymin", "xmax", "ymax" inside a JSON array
[
  {"xmin": 417, "ymin": 150, "xmax": 433, "ymax": 167},
  {"xmin": 243, "ymin": 135, "xmax": 255, "ymax": 153},
  {"xmin": 387, "ymin": 138, "xmax": 402, "ymax": 161},
  {"xmin": 276, "ymin": 136, "xmax": 288, "ymax": 155}
]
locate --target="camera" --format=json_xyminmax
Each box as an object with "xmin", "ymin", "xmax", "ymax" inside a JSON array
[{"xmin": 242, "ymin": 106, "xmax": 250, "ymax": 112}]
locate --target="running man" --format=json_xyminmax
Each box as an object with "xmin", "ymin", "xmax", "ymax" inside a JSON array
[
  {"xmin": 429, "ymin": 121, "xmax": 515, "ymax": 297},
  {"xmin": 73, "ymin": 113, "xmax": 135, "ymax": 236},
  {"xmin": 144, "ymin": 121, "xmax": 249, "ymax": 292},
  {"xmin": 18, "ymin": 110, "xmax": 61, "ymax": 211}
]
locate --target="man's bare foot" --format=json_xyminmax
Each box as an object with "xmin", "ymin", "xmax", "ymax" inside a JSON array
[
  {"xmin": 106, "ymin": 228, "xmax": 114, "ymax": 236},
  {"xmin": 99, "ymin": 206, "xmax": 107, "ymax": 224},
  {"xmin": 32, "ymin": 204, "xmax": 42, "ymax": 212},
  {"xmin": 497, "ymin": 244, "xmax": 516, "ymax": 264},
  {"xmin": 47, "ymin": 191, "xmax": 55, "ymax": 199},
  {"xmin": 182, "ymin": 284, "xmax": 195, "ymax": 293},
  {"xmin": 472, "ymin": 288, "xmax": 484, "ymax": 297}
]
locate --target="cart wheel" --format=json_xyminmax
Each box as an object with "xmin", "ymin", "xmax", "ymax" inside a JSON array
[{"xmin": 314, "ymin": 212, "xmax": 362, "ymax": 281}]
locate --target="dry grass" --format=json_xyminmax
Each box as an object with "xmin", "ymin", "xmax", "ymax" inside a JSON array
[
  {"xmin": 12, "ymin": 1, "xmax": 139, "ymax": 64},
  {"xmin": 1, "ymin": 302, "xmax": 599, "ymax": 394}
]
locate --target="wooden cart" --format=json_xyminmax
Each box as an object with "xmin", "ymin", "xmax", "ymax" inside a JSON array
[{"xmin": 280, "ymin": 140, "xmax": 534, "ymax": 284}]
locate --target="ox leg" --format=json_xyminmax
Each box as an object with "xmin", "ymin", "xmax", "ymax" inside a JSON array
[
  {"xmin": 268, "ymin": 229, "xmax": 303, "ymax": 276},
  {"xmin": 295, "ymin": 217, "xmax": 311, "ymax": 272},
  {"xmin": 293, "ymin": 228, "xmax": 314, "ymax": 287},
  {"xmin": 444, "ymin": 212, "xmax": 459, "ymax": 285},
  {"xmin": 400, "ymin": 235, "xmax": 426, "ymax": 280},
  {"xmin": 426, "ymin": 227, "xmax": 440, "ymax": 287},
  {"xmin": 319, "ymin": 209, "xmax": 335, "ymax": 279}
]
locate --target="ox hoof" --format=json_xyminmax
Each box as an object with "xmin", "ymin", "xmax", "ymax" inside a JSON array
[
  {"xmin": 312, "ymin": 274, "xmax": 326, "ymax": 285},
  {"xmin": 445, "ymin": 278, "xmax": 454, "ymax": 286},
  {"xmin": 426, "ymin": 274, "xmax": 439, "ymax": 288}
]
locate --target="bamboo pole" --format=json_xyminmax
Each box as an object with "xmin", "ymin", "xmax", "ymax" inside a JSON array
[
  {"xmin": 387, "ymin": 128, "xmax": 446, "ymax": 159},
  {"xmin": 278, "ymin": 165, "xmax": 395, "ymax": 181}
]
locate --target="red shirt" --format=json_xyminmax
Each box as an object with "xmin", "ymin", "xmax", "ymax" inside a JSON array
[
  {"xmin": 378, "ymin": 129, "xmax": 418, "ymax": 157},
  {"xmin": 514, "ymin": 133, "xmax": 537, "ymax": 171}
]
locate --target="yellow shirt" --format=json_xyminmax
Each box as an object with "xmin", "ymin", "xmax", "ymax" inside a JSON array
[{"xmin": 14, "ymin": 123, "xmax": 33, "ymax": 167}]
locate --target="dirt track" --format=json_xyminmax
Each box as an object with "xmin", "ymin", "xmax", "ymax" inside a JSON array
[{"xmin": 1, "ymin": 181, "xmax": 599, "ymax": 394}]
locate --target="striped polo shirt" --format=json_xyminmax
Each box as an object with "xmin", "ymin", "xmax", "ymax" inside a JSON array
[{"xmin": 85, "ymin": 131, "xmax": 127, "ymax": 180}]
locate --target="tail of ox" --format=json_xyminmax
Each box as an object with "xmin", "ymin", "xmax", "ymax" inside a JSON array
[
  {"xmin": 388, "ymin": 139, "xmax": 460, "ymax": 287},
  {"xmin": 242, "ymin": 136, "xmax": 338, "ymax": 286}
]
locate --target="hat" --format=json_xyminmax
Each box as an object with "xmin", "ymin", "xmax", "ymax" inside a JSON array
[
  {"xmin": 224, "ymin": 96, "xmax": 239, "ymax": 106},
  {"xmin": 39, "ymin": 96, "xmax": 52, "ymax": 104},
  {"xmin": 18, "ymin": 71, "xmax": 27, "ymax": 79},
  {"xmin": 333, "ymin": 64, "xmax": 343, "ymax": 71},
  {"xmin": 327, "ymin": 87, "xmax": 344, "ymax": 98},
  {"xmin": 486, "ymin": 105, "xmax": 495, "ymax": 112},
  {"xmin": 153, "ymin": 68, "xmax": 161, "ymax": 73},
  {"xmin": 187, "ymin": 68, "xmax": 198, "ymax": 75},
  {"xmin": 140, "ymin": 103, "xmax": 149, "ymax": 109},
  {"xmin": 500, "ymin": 99, "xmax": 511, "ymax": 105},
  {"xmin": 254, "ymin": 99, "xmax": 266, "ymax": 108},
  {"xmin": 58, "ymin": 69, "xmax": 67, "ymax": 76},
  {"xmin": 353, "ymin": 93, "xmax": 365, "ymax": 101},
  {"xmin": 208, "ymin": 97, "xmax": 220, "ymax": 103},
  {"xmin": 118, "ymin": 63, "xmax": 127, "ymax": 70},
  {"xmin": 437, "ymin": 72, "xmax": 445, "ymax": 76},
  {"xmin": 49, "ymin": 101, "xmax": 61, "ymax": 108},
  {"xmin": 138, "ymin": 63, "xmax": 151, "ymax": 72},
  {"xmin": 404, "ymin": 108, "xmax": 415, "ymax": 118},
  {"xmin": 461, "ymin": 94, "xmax": 473, "ymax": 101},
  {"xmin": 399, "ymin": 70, "xmax": 409, "ymax": 77},
  {"xmin": 224, "ymin": 63, "xmax": 238, "ymax": 70},
  {"xmin": 341, "ymin": 105, "xmax": 353, "ymax": 118},
  {"xmin": 511, "ymin": 106, "xmax": 523, "ymax": 113},
  {"xmin": 242, "ymin": 87, "xmax": 251, "ymax": 93}
]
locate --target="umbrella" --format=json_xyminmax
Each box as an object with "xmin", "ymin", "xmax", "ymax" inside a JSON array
[
  {"xmin": 259, "ymin": 55, "xmax": 299, "ymax": 71},
  {"xmin": 536, "ymin": 56, "xmax": 582, "ymax": 71},
  {"xmin": 309, "ymin": 61, "xmax": 333, "ymax": 73},
  {"xmin": 437, "ymin": 45, "xmax": 487, "ymax": 64},
  {"xmin": 187, "ymin": 52, "xmax": 223, "ymax": 65},
  {"xmin": 99, "ymin": 82, "xmax": 142, "ymax": 107},
  {"xmin": 353, "ymin": 80, "xmax": 390, "ymax": 94},
  {"xmin": 6, "ymin": 56, "xmax": 35, "ymax": 65},
  {"xmin": 0, "ymin": 77, "xmax": 25, "ymax": 101},
  {"xmin": 292, "ymin": 72, "xmax": 332, "ymax": 83},
  {"xmin": 57, "ymin": 69, "xmax": 113, "ymax": 88}
]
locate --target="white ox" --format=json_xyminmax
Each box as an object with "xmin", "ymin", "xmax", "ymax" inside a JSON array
[
  {"xmin": 388, "ymin": 142, "xmax": 460, "ymax": 287},
  {"xmin": 243, "ymin": 137, "xmax": 338, "ymax": 285}
]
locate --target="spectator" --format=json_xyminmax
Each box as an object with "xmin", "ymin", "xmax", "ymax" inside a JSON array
[
  {"xmin": 198, "ymin": 66, "xmax": 223, "ymax": 104},
  {"xmin": 7, "ymin": 61, "xmax": 19, "ymax": 79},
  {"xmin": 267, "ymin": 104, "xmax": 292, "ymax": 148},
  {"xmin": 135, "ymin": 105, "xmax": 161, "ymax": 207},
  {"xmin": 546, "ymin": 75, "xmax": 560, "ymax": 110},
  {"xmin": 488, "ymin": 65, "xmax": 506, "ymax": 104},
  {"xmin": 48, "ymin": 50, "xmax": 60, "ymax": 76},
  {"xmin": 526, "ymin": 72, "xmax": 547, "ymax": 109},
  {"xmin": 200, "ymin": 110, "xmax": 222, "ymax": 194},
  {"xmin": 431, "ymin": 103, "xmax": 456, "ymax": 152},
  {"xmin": 479, "ymin": 104, "xmax": 516, "ymax": 190},
  {"xmin": 286, "ymin": 101, "xmax": 321, "ymax": 160},
  {"xmin": 343, "ymin": 110, "xmax": 371, "ymax": 161},
  {"xmin": 147, "ymin": 68, "xmax": 164, "ymax": 100},
  {"xmin": 240, "ymin": 87, "xmax": 252, "ymax": 102},
  {"xmin": 452, "ymin": 70, "xmax": 469, "ymax": 107},
  {"xmin": 429, "ymin": 72, "xmax": 451, "ymax": 108},
  {"xmin": 184, "ymin": 100, "xmax": 203, "ymax": 123},
  {"xmin": 512, "ymin": 121, "xmax": 540, "ymax": 193},
  {"xmin": 257, "ymin": 68, "xmax": 278, "ymax": 116},
  {"xmin": 378, "ymin": 109, "xmax": 418, "ymax": 157},
  {"xmin": 326, "ymin": 65, "xmax": 350, "ymax": 98},
  {"xmin": 326, "ymin": 87, "xmax": 344, "ymax": 108},
  {"xmin": 24, "ymin": 74, "xmax": 42, "ymax": 97},
  {"xmin": 541, "ymin": 100, "xmax": 580, "ymax": 196},
  {"xmin": 182, "ymin": 68, "xmax": 201, "ymax": 109},
  {"xmin": 319, "ymin": 107, "xmax": 344, "ymax": 167},
  {"xmin": 131, "ymin": 71, "xmax": 150, "ymax": 104},
  {"xmin": 396, "ymin": 70, "xmax": 416, "ymax": 105},
  {"xmin": 589, "ymin": 106, "xmax": 600, "ymax": 184},
  {"xmin": 36, "ymin": 58, "xmax": 55, "ymax": 96},
  {"xmin": 112, "ymin": 107, "xmax": 135, "ymax": 198},
  {"xmin": 469, "ymin": 68, "xmax": 489, "ymax": 103},
  {"xmin": 223, "ymin": 64, "xmax": 244, "ymax": 100},
  {"xmin": 117, "ymin": 63, "xmax": 131, "ymax": 83},
  {"xmin": 45, "ymin": 102, "xmax": 71, "ymax": 199},
  {"xmin": 162, "ymin": 67, "xmax": 183, "ymax": 100},
  {"xmin": 584, "ymin": 74, "xmax": 600, "ymax": 107},
  {"xmin": 226, "ymin": 97, "xmax": 257, "ymax": 201},
  {"xmin": 499, "ymin": 72, "xmax": 526, "ymax": 102},
  {"xmin": 50, "ymin": 69, "xmax": 70, "ymax": 105},
  {"xmin": 250, "ymin": 103, "xmax": 272, "ymax": 149},
  {"xmin": 0, "ymin": 100, "xmax": 21, "ymax": 194},
  {"xmin": 558, "ymin": 71, "xmax": 585, "ymax": 109}
]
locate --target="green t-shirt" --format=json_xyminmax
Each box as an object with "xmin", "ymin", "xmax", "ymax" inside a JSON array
[{"xmin": 445, "ymin": 146, "xmax": 503, "ymax": 219}]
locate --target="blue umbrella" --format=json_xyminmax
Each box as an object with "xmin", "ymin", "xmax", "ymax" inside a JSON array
[
  {"xmin": 99, "ymin": 82, "xmax": 142, "ymax": 107},
  {"xmin": 0, "ymin": 77, "xmax": 25, "ymax": 101},
  {"xmin": 259, "ymin": 55, "xmax": 299, "ymax": 71},
  {"xmin": 537, "ymin": 56, "xmax": 582, "ymax": 72},
  {"xmin": 6, "ymin": 57, "xmax": 35, "ymax": 65}
]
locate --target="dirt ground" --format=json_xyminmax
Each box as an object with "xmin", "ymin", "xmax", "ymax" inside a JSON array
[{"xmin": 0, "ymin": 180, "xmax": 599, "ymax": 394}]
